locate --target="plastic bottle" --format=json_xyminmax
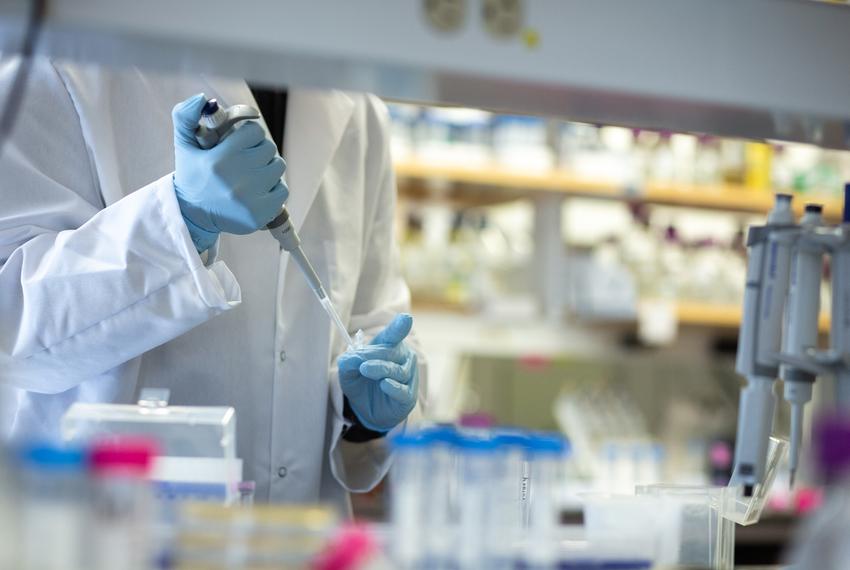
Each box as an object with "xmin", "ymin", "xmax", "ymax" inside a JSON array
[
  {"xmin": 454, "ymin": 435, "xmax": 501, "ymax": 570},
  {"xmin": 492, "ymin": 431, "xmax": 531, "ymax": 564},
  {"xmin": 524, "ymin": 433, "xmax": 569, "ymax": 569},
  {"xmin": 19, "ymin": 443, "xmax": 90, "ymax": 570},
  {"xmin": 745, "ymin": 142, "xmax": 774, "ymax": 190},
  {"xmin": 419, "ymin": 427, "xmax": 458, "ymax": 570},
  {"xmin": 650, "ymin": 132, "xmax": 675, "ymax": 183},
  {"xmin": 89, "ymin": 437, "xmax": 157, "ymax": 570},
  {"xmin": 694, "ymin": 136, "xmax": 722, "ymax": 185},
  {"xmin": 389, "ymin": 433, "xmax": 430, "ymax": 569}
]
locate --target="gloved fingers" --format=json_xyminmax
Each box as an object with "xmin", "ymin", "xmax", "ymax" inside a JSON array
[
  {"xmin": 242, "ymin": 139, "xmax": 278, "ymax": 168},
  {"xmin": 266, "ymin": 180, "xmax": 289, "ymax": 203},
  {"xmin": 252, "ymin": 182, "xmax": 289, "ymax": 227},
  {"xmin": 254, "ymin": 156, "xmax": 287, "ymax": 189},
  {"xmin": 370, "ymin": 313, "xmax": 413, "ymax": 346},
  {"xmin": 337, "ymin": 352, "xmax": 365, "ymax": 378},
  {"xmin": 172, "ymin": 93, "xmax": 207, "ymax": 146},
  {"xmin": 350, "ymin": 344, "xmax": 407, "ymax": 365},
  {"xmin": 219, "ymin": 120, "xmax": 267, "ymax": 151},
  {"xmin": 359, "ymin": 359, "xmax": 412, "ymax": 384},
  {"xmin": 379, "ymin": 378, "xmax": 414, "ymax": 405}
]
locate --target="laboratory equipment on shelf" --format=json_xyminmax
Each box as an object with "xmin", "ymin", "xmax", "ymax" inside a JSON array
[
  {"xmin": 62, "ymin": 388, "xmax": 243, "ymax": 504},
  {"xmin": 196, "ymin": 98, "xmax": 354, "ymax": 349},
  {"xmin": 732, "ymin": 185, "xmax": 850, "ymax": 495}
]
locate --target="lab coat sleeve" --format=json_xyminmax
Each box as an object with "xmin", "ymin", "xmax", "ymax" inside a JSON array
[
  {"xmin": 327, "ymin": 94, "xmax": 427, "ymax": 493},
  {"xmin": 0, "ymin": 59, "xmax": 241, "ymax": 394}
]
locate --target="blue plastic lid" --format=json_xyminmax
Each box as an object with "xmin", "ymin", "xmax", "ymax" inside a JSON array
[
  {"xmin": 492, "ymin": 430, "xmax": 530, "ymax": 449},
  {"xmin": 525, "ymin": 433, "xmax": 570, "ymax": 455},
  {"xmin": 453, "ymin": 434, "xmax": 499, "ymax": 453},
  {"xmin": 201, "ymin": 99, "xmax": 220, "ymax": 117},
  {"xmin": 389, "ymin": 432, "xmax": 430, "ymax": 450},
  {"xmin": 19, "ymin": 443, "xmax": 86, "ymax": 471},
  {"xmin": 419, "ymin": 425, "xmax": 459, "ymax": 445}
]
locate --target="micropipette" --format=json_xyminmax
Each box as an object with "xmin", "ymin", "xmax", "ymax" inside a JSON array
[
  {"xmin": 781, "ymin": 203, "xmax": 824, "ymax": 487},
  {"xmin": 195, "ymin": 99, "xmax": 355, "ymax": 349},
  {"xmin": 732, "ymin": 193, "xmax": 795, "ymax": 496}
]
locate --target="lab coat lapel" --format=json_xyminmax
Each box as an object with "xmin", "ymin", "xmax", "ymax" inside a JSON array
[{"xmin": 283, "ymin": 90, "xmax": 355, "ymax": 232}]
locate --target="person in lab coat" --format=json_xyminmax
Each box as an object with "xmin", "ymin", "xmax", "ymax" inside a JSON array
[{"xmin": 0, "ymin": 58, "xmax": 425, "ymax": 510}]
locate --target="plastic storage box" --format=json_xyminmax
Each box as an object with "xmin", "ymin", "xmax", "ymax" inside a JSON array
[{"xmin": 61, "ymin": 389, "xmax": 242, "ymax": 504}]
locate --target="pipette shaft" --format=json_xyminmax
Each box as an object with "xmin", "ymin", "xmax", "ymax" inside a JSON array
[{"xmin": 287, "ymin": 246, "xmax": 355, "ymax": 349}]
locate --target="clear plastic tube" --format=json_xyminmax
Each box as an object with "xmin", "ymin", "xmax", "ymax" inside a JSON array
[
  {"xmin": 319, "ymin": 297, "xmax": 354, "ymax": 349},
  {"xmin": 390, "ymin": 434, "xmax": 430, "ymax": 569}
]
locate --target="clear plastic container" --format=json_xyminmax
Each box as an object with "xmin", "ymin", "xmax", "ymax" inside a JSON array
[
  {"xmin": 61, "ymin": 389, "xmax": 241, "ymax": 504},
  {"xmin": 582, "ymin": 494, "xmax": 680, "ymax": 564},
  {"xmin": 724, "ymin": 436, "xmax": 789, "ymax": 525},
  {"xmin": 636, "ymin": 485, "xmax": 735, "ymax": 570}
]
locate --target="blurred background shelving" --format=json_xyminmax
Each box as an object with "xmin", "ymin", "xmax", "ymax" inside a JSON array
[
  {"xmin": 396, "ymin": 159, "xmax": 845, "ymax": 222},
  {"xmin": 384, "ymin": 103, "xmax": 840, "ymax": 552}
]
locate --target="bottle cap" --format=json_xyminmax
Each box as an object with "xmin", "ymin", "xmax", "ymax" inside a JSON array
[
  {"xmin": 805, "ymin": 204, "xmax": 823, "ymax": 214},
  {"xmin": 313, "ymin": 524, "xmax": 378, "ymax": 570},
  {"xmin": 19, "ymin": 443, "xmax": 86, "ymax": 472},
  {"xmin": 90, "ymin": 437, "xmax": 157, "ymax": 478}
]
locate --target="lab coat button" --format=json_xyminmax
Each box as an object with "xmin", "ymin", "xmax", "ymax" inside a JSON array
[
  {"xmin": 279, "ymin": 350, "xmax": 287, "ymax": 362},
  {"xmin": 277, "ymin": 466, "xmax": 288, "ymax": 479}
]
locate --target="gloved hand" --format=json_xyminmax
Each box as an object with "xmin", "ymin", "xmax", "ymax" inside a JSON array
[
  {"xmin": 338, "ymin": 314, "xmax": 419, "ymax": 433},
  {"xmin": 171, "ymin": 93, "xmax": 288, "ymax": 252}
]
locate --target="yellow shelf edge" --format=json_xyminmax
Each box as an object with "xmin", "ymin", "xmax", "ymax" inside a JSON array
[{"xmin": 395, "ymin": 159, "xmax": 843, "ymax": 220}]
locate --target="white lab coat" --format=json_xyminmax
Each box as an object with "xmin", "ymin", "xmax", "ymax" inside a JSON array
[{"xmin": 0, "ymin": 58, "xmax": 424, "ymax": 509}]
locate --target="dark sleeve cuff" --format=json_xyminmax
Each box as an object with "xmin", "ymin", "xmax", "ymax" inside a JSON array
[{"xmin": 342, "ymin": 396, "xmax": 387, "ymax": 443}]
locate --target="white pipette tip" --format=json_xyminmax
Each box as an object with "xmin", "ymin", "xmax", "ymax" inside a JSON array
[{"xmin": 789, "ymin": 402, "xmax": 804, "ymax": 490}]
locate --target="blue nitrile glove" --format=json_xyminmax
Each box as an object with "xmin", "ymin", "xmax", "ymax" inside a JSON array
[
  {"xmin": 171, "ymin": 93, "xmax": 288, "ymax": 253},
  {"xmin": 338, "ymin": 314, "xmax": 419, "ymax": 433}
]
